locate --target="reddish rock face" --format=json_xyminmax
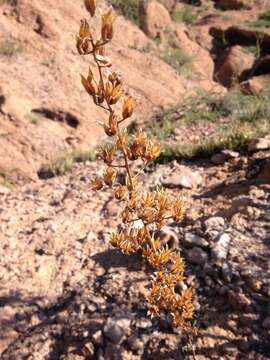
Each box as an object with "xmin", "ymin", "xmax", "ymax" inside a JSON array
[
  {"xmin": 141, "ymin": 0, "xmax": 172, "ymax": 38},
  {"xmin": 214, "ymin": 45, "xmax": 254, "ymax": 87},
  {"xmin": 214, "ymin": 0, "xmax": 251, "ymax": 10}
]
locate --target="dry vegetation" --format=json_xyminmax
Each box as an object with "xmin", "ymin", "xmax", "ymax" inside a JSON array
[{"xmin": 77, "ymin": 0, "xmax": 195, "ymax": 347}]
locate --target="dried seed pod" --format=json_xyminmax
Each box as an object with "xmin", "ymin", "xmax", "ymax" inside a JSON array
[
  {"xmin": 171, "ymin": 199, "xmax": 186, "ymax": 222},
  {"xmin": 79, "ymin": 19, "xmax": 91, "ymax": 39},
  {"xmin": 101, "ymin": 8, "xmax": 116, "ymax": 41},
  {"xmin": 84, "ymin": 0, "xmax": 97, "ymax": 17},
  {"xmin": 142, "ymin": 140, "xmax": 161, "ymax": 161},
  {"xmin": 100, "ymin": 146, "xmax": 116, "ymax": 165},
  {"xmin": 114, "ymin": 185, "xmax": 126, "ymax": 200},
  {"xmin": 81, "ymin": 74, "xmax": 97, "ymax": 96},
  {"xmin": 103, "ymin": 167, "xmax": 117, "ymax": 186},
  {"xmin": 91, "ymin": 176, "xmax": 103, "ymax": 190},
  {"xmin": 122, "ymin": 96, "xmax": 135, "ymax": 119}
]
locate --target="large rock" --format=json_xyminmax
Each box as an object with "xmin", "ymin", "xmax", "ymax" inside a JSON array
[
  {"xmin": 157, "ymin": 0, "xmax": 176, "ymax": 12},
  {"xmin": 174, "ymin": 24, "xmax": 215, "ymax": 79},
  {"xmin": 187, "ymin": 247, "xmax": 209, "ymax": 265},
  {"xmin": 240, "ymin": 74, "xmax": 270, "ymax": 95},
  {"xmin": 210, "ymin": 26, "xmax": 270, "ymax": 49},
  {"xmin": 248, "ymin": 137, "xmax": 270, "ymax": 152},
  {"xmin": 141, "ymin": 1, "xmax": 172, "ymax": 39},
  {"xmin": 214, "ymin": 46, "xmax": 254, "ymax": 87},
  {"xmin": 214, "ymin": 0, "xmax": 250, "ymax": 10}
]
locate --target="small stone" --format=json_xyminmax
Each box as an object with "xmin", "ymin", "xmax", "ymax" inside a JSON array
[
  {"xmin": 248, "ymin": 137, "xmax": 270, "ymax": 152},
  {"xmin": 92, "ymin": 330, "xmax": 104, "ymax": 346},
  {"xmin": 187, "ymin": 247, "xmax": 209, "ymax": 266},
  {"xmin": 211, "ymin": 150, "xmax": 239, "ymax": 165},
  {"xmin": 127, "ymin": 335, "xmax": 144, "ymax": 352},
  {"xmin": 136, "ymin": 317, "xmax": 152, "ymax": 329},
  {"xmin": 0, "ymin": 186, "xmax": 11, "ymax": 194},
  {"xmin": 245, "ymin": 276, "xmax": 262, "ymax": 292},
  {"xmin": 262, "ymin": 317, "xmax": 270, "ymax": 330},
  {"xmin": 204, "ymin": 217, "xmax": 225, "ymax": 238},
  {"xmin": 82, "ymin": 342, "xmax": 95, "ymax": 359},
  {"xmin": 184, "ymin": 232, "xmax": 208, "ymax": 248},
  {"xmin": 162, "ymin": 165, "xmax": 202, "ymax": 189},
  {"xmin": 211, "ymin": 233, "xmax": 231, "ymax": 265},
  {"xmin": 103, "ymin": 318, "xmax": 130, "ymax": 344},
  {"xmin": 239, "ymin": 313, "xmax": 258, "ymax": 326},
  {"xmin": 221, "ymin": 343, "xmax": 238, "ymax": 356},
  {"xmin": 221, "ymin": 263, "xmax": 232, "ymax": 282},
  {"xmin": 228, "ymin": 290, "xmax": 251, "ymax": 309}
]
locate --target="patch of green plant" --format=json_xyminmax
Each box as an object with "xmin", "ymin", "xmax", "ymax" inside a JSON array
[
  {"xmin": 0, "ymin": 38, "xmax": 23, "ymax": 57},
  {"xmin": 158, "ymin": 124, "xmax": 257, "ymax": 162},
  {"xmin": 172, "ymin": 5, "xmax": 198, "ymax": 24},
  {"xmin": 161, "ymin": 46, "xmax": 192, "ymax": 74},
  {"xmin": 26, "ymin": 112, "xmax": 43, "ymax": 125},
  {"xmin": 40, "ymin": 57, "xmax": 55, "ymax": 67},
  {"xmin": 149, "ymin": 88, "xmax": 270, "ymax": 162},
  {"xmin": 110, "ymin": 0, "xmax": 144, "ymax": 26},
  {"xmin": 0, "ymin": 171, "xmax": 11, "ymax": 189},
  {"xmin": 38, "ymin": 149, "xmax": 97, "ymax": 179},
  {"xmin": 150, "ymin": 90, "xmax": 226, "ymax": 141},
  {"xmin": 242, "ymin": 45, "xmax": 261, "ymax": 58},
  {"xmin": 254, "ymin": 10, "xmax": 270, "ymax": 28}
]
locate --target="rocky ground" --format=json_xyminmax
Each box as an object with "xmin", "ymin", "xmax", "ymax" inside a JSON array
[
  {"xmin": 1, "ymin": 0, "xmax": 270, "ymax": 359},
  {"xmin": 0, "ymin": 141, "xmax": 270, "ymax": 359}
]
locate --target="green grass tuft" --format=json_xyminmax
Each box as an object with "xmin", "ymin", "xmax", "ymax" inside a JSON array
[
  {"xmin": 161, "ymin": 46, "xmax": 193, "ymax": 75},
  {"xmin": 0, "ymin": 38, "xmax": 23, "ymax": 57},
  {"xmin": 172, "ymin": 5, "xmax": 198, "ymax": 24},
  {"xmin": 254, "ymin": 10, "xmax": 270, "ymax": 28},
  {"xmin": 110, "ymin": 0, "xmax": 144, "ymax": 26},
  {"xmin": 38, "ymin": 150, "xmax": 97, "ymax": 179},
  {"xmin": 149, "ymin": 88, "xmax": 270, "ymax": 162}
]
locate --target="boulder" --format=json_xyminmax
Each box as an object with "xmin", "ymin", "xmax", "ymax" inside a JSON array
[
  {"xmin": 214, "ymin": 46, "xmax": 254, "ymax": 87},
  {"xmin": 210, "ymin": 26, "xmax": 270, "ymax": 49},
  {"xmin": 184, "ymin": 232, "xmax": 209, "ymax": 248},
  {"xmin": 252, "ymin": 55, "xmax": 270, "ymax": 77},
  {"xmin": 174, "ymin": 24, "xmax": 214, "ymax": 79},
  {"xmin": 157, "ymin": 0, "xmax": 176, "ymax": 12},
  {"xmin": 257, "ymin": 160, "xmax": 270, "ymax": 184},
  {"xmin": 141, "ymin": 1, "xmax": 172, "ymax": 39},
  {"xmin": 214, "ymin": 0, "xmax": 251, "ymax": 10},
  {"xmin": 240, "ymin": 74, "xmax": 270, "ymax": 95},
  {"xmin": 248, "ymin": 137, "xmax": 270, "ymax": 152},
  {"xmin": 187, "ymin": 247, "xmax": 209, "ymax": 265}
]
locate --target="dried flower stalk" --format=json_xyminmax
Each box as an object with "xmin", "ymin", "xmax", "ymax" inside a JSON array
[{"xmin": 77, "ymin": 0, "xmax": 194, "ymax": 332}]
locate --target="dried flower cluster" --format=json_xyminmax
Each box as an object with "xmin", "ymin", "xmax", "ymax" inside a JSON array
[{"xmin": 77, "ymin": 0, "xmax": 194, "ymax": 330}]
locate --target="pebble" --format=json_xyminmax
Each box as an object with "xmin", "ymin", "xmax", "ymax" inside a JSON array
[
  {"xmin": 184, "ymin": 232, "xmax": 209, "ymax": 248},
  {"xmin": 103, "ymin": 318, "xmax": 130, "ymax": 344},
  {"xmin": 211, "ymin": 150, "xmax": 239, "ymax": 165},
  {"xmin": 162, "ymin": 165, "xmax": 202, "ymax": 189},
  {"xmin": 204, "ymin": 217, "xmax": 225, "ymax": 238},
  {"xmin": 127, "ymin": 335, "xmax": 144, "ymax": 352},
  {"xmin": 187, "ymin": 246, "xmax": 209, "ymax": 266},
  {"xmin": 262, "ymin": 317, "xmax": 270, "ymax": 329},
  {"xmin": 211, "ymin": 233, "xmax": 231, "ymax": 265},
  {"xmin": 228, "ymin": 290, "xmax": 251, "ymax": 309},
  {"xmin": 248, "ymin": 137, "xmax": 270, "ymax": 152},
  {"xmin": 136, "ymin": 317, "xmax": 152, "ymax": 329}
]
